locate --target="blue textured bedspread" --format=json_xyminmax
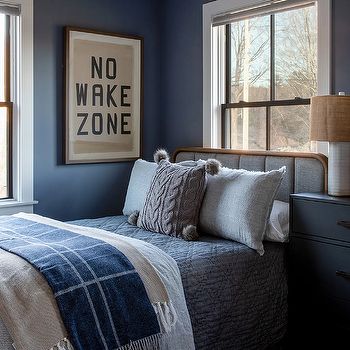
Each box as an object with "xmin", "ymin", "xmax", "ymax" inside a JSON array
[
  {"xmin": 72, "ymin": 215, "xmax": 288, "ymax": 350},
  {"xmin": 0, "ymin": 216, "xmax": 160, "ymax": 350}
]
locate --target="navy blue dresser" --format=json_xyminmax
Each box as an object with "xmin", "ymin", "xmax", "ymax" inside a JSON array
[{"xmin": 288, "ymin": 193, "xmax": 350, "ymax": 348}]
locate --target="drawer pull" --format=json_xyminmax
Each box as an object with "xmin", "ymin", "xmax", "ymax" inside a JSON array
[
  {"xmin": 337, "ymin": 221, "xmax": 350, "ymax": 230},
  {"xmin": 336, "ymin": 270, "xmax": 350, "ymax": 280}
]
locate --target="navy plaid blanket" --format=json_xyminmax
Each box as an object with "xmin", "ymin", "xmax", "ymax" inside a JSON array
[{"xmin": 0, "ymin": 216, "xmax": 160, "ymax": 350}]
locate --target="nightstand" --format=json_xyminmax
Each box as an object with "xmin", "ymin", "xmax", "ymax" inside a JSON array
[{"xmin": 288, "ymin": 193, "xmax": 350, "ymax": 348}]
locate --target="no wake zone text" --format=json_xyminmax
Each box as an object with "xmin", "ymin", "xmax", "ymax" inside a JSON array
[{"xmin": 74, "ymin": 56, "xmax": 133, "ymax": 136}]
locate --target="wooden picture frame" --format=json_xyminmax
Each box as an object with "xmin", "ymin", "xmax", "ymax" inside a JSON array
[{"xmin": 64, "ymin": 27, "xmax": 143, "ymax": 164}]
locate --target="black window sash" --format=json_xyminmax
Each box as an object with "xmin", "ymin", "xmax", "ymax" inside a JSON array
[{"xmin": 221, "ymin": 98, "xmax": 310, "ymax": 148}]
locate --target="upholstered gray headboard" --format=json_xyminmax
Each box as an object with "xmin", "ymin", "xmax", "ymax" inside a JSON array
[{"xmin": 173, "ymin": 147, "xmax": 328, "ymax": 202}]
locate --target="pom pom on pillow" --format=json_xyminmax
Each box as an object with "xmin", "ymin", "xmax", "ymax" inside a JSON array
[
  {"xmin": 154, "ymin": 148, "xmax": 170, "ymax": 164},
  {"xmin": 127, "ymin": 210, "xmax": 139, "ymax": 226},
  {"xmin": 182, "ymin": 225, "xmax": 199, "ymax": 241},
  {"xmin": 205, "ymin": 159, "xmax": 221, "ymax": 175}
]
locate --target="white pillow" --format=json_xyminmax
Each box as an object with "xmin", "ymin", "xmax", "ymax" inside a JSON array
[
  {"xmin": 198, "ymin": 163, "xmax": 285, "ymax": 255},
  {"xmin": 122, "ymin": 159, "xmax": 157, "ymax": 216},
  {"xmin": 265, "ymin": 200, "xmax": 289, "ymax": 242}
]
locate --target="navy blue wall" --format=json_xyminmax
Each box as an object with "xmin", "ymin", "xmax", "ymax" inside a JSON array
[
  {"xmin": 159, "ymin": 0, "xmax": 206, "ymax": 154},
  {"xmin": 34, "ymin": 0, "xmax": 161, "ymax": 220},
  {"xmin": 34, "ymin": 0, "xmax": 349, "ymax": 220}
]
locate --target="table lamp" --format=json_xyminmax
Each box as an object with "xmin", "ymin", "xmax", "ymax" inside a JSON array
[{"xmin": 310, "ymin": 95, "xmax": 350, "ymax": 196}]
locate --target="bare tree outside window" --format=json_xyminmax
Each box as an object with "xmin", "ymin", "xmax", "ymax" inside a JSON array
[
  {"xmin": 229, "ymin": 16, "xmax": 269, "ymax": 149},
  {"xmin": 223, "ymin": 5, "xmax": 317, "ymax": 152},
  {"xmin": 273, "ymin": 7, "xmax": 317, "ymax": 151}
]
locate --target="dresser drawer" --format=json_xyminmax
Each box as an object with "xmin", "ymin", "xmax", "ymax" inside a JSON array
[
  {"xmin": 289, "ymin": 236, "xmax": 350, "ymax": 304},
  {"xmin": 292, "ymin": 198, "xmax": 350, "ymax": 243}
]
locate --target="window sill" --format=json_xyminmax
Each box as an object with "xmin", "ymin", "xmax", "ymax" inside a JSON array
[{"xmin": 0, "ymin": 199, "xmax": 38, "ymax": 215}]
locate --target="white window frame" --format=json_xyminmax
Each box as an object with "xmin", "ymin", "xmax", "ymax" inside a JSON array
[
  {"xmin": 0, "ymin": 0, "xmax": 36, "ymax": 215},
  {"xmin": 203, "ymin": 0, "xmax": 331, "ymax": 152}
]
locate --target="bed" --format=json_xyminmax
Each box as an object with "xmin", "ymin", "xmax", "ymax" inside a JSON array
[{"xmin": 0, "ymin": 147, "xmax": 328, "ymax": 350}]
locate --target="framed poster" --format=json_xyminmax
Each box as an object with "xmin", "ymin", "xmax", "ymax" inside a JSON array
[{"xmin": 64, "ymin": 27, "xmax": 143, "ymax": 164}]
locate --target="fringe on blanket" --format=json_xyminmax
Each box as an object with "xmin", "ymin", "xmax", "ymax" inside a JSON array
[
  {"xmin": 118, "ymin": 333, "xmax": 162, "ymax": 350},
  {"xmin": 51, "ymin": 334, "xmax": 161, "ymax": 350},
  {"xmin": 50, "ymin": 338, "xmax": 74, "ymax": 350},
  {"xmin": 153, "ymin": 301, "xmax": 177, "ymax": 333}
]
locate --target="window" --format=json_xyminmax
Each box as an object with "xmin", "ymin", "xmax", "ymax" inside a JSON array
[
  {"xmin": 203, "ymin": 0, "xmax": 331, "ymax": 152},
  {"xmin": 0, "ymin": 0, "xmax": 34, "ymax": 214},
  {"xmin": 0, "ymin": 13, "xmax": 11, "ymax": 199}
]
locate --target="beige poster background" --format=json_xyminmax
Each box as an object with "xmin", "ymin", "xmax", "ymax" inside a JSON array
[{"xmin": 67, "ymin": 32, "xmax": 141, "ymax": 162}]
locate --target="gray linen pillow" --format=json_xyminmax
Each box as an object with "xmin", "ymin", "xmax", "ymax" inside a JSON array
[
  {"xmin": 199, "ymin": 165, "xmax": 286, "ymax": 255},
  {"xmin": 122, "ymin": 159, "xmax": 158, "ymax": 216},
  {"xmin": 137, "ymin": 160, "xmax": 208, "ymax": 240}
]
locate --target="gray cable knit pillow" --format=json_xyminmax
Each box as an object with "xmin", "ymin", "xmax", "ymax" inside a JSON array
[
  {"xmin": 130, "ymin": 149, "xmax": 220, "ymax": 241},
  {"xmin": 123, "ymin": 159, "xmax": 201, "ymax": 216}
]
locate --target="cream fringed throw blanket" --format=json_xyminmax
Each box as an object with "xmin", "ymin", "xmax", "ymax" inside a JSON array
[{"xmin": 0, "ymin": 213, "xmax": 177, "ymax": 350}]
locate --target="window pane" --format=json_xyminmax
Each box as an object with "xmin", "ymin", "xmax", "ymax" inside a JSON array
[
  {"xmin": 275, "ymin": 6, "xmax": 317, "ymax": 100},
  {"xmin": 230, "ymin": 15, "xmax": 270, "ymax": 103},
  {"xmin": 270, "ymin": 105, "xmax": 310, "ymax": 152},
  {"xmin": 0, "ymin": 107, "xmax": 9, "ymax": 198},
  {"xmin": 0, "ymin": 14, "xmax": 6, "ymax": 101},
  {"xmin": 226, "ymin": 107, "xmax": 266, "ymax": 150}
]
